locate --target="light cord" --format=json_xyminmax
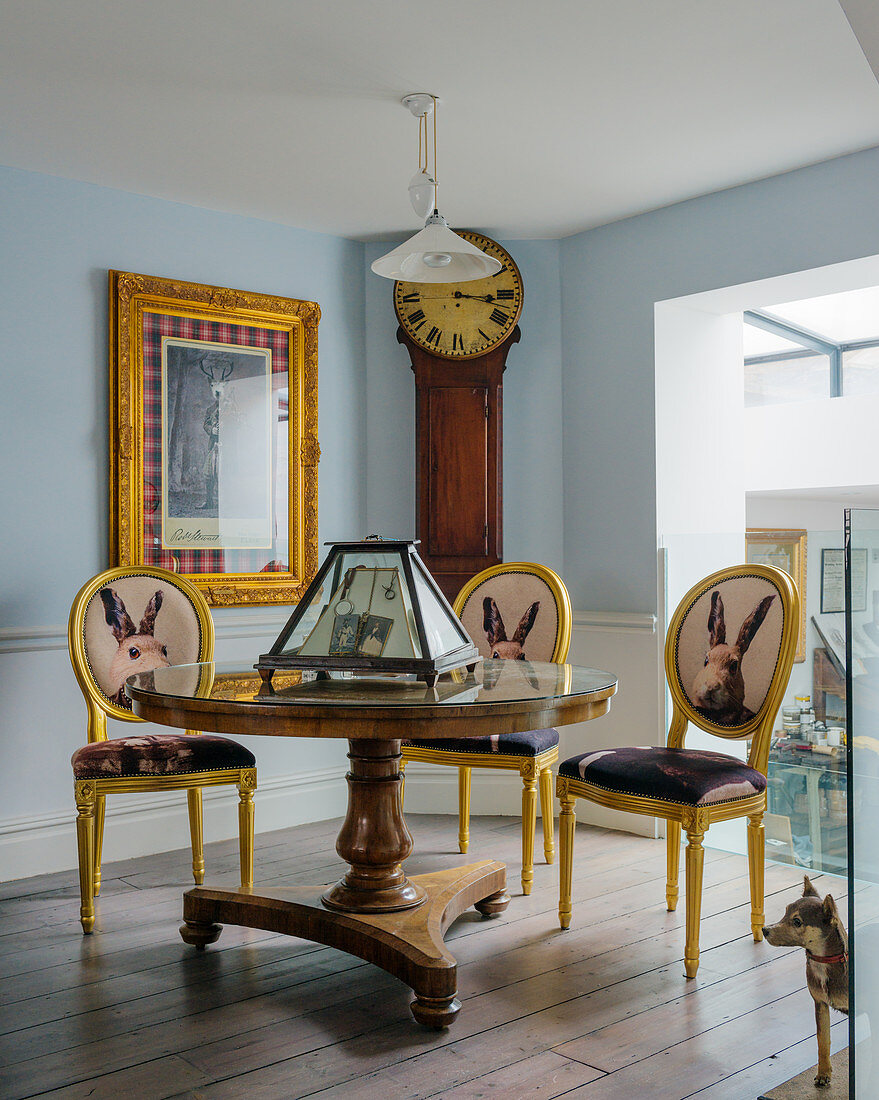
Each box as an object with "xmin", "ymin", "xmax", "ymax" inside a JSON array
[{"xmin": 432, "ymin": 95, "xmax": 439, "ymax": 202}]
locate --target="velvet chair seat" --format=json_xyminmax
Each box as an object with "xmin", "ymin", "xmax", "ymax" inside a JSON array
[
  {"xmin": 404, "ymin": 728, "xmax": 559, "ymax": 758},
  {"xmin": 558, "ymin": 746, "xmax": 767, "ymax": 807},
  {"xmin": 72, "ymin": 733, "xmax": 256, "ymax": 780}
]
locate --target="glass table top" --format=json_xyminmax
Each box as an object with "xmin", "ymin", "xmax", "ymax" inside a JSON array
[{"xmin": 127, "ymin": 659, "xmax": 617, "ymax": 711}]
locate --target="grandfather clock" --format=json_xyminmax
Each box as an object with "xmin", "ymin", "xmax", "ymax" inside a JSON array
[{"xmin": 393, "ymin": 233, "xmax": 523, "ymax": 601}]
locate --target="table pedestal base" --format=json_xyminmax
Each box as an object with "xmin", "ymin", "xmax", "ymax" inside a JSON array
[{"xmin": 180, "ymin": 859, "xmax": 510, "ymax": 1028}]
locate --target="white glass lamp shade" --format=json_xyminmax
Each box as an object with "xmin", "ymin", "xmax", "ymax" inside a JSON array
[
  {"xmin": 408, "ymin": 170, "xmax": 437, "ymax": 219},
  {"xmin": 371, "ymin": 213, "xmax": 502, "ymax": 283}
]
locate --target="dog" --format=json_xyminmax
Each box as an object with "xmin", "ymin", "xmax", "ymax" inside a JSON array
[{"xmin": 762, "ymin": 876, "xmax": 848, "ymax": 1088}]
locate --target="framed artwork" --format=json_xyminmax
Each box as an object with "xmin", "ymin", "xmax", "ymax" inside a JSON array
[
  {"xmin": 109, "ymin": 271, "xmax": 320, "ymax": 605},
  {"xmin": 745, "ymin": 528, "xmax": 807, "ymax": 662},
  {"xmin": 821, "ymin": 547, "xmax": 867, "ymax": 614}
]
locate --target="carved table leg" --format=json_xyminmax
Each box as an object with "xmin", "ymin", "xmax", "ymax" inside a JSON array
[
  {"xmin": 474, "ymin": 888, "xmax": 512, "ymax": 917},
  {"xmin": 410, "ymin": 993, "xmax": 462, "ymax": 1029},
  {"xmin": 322, "ymin": 739, "xmax": 426, "ymax": 913},
  {"xmin": 179, "ymin": 919, "xmax": 222, "ymax": 949}
]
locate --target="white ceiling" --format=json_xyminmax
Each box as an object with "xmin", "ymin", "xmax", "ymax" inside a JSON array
[{"xmin": 1, "ymin": 0, "xmax": 878, "ymax": 240}]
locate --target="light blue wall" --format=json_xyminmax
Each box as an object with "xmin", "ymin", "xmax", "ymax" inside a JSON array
[
  {"xmin": 0, "ymin": 165, "xmax": 366, "ymax": 629},
  {"xmin": 363, "ymin": 237, "xmax": 565, "ymax": 577},
  {"xmin": 560, "ymin": 145, "xmax": 879, "ymax": 613},
  {"xmin": 0, "ymin": 166, "xmax": 366, "ymax": 859}
]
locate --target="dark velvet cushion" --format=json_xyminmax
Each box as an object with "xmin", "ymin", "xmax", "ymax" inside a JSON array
[
  {"xmin": 72, "ymin": 733, "xmax": 255, "ymax": 780},
  {"xmin": 405, "ymin": 728, "xmax": 559, "ymax": 758},
  {"xmin": 558, "ymin": 746, "xmax": 767, "ymax": 806}
]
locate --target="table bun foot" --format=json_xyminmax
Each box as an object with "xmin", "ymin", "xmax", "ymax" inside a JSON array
[
  {"xmin": 410, "ymin": 993, "xmax": 461, "ymax": 1029},
  {"xmin": 179, "ymin": 919, "xmax": 222, "ymax": 950},
  {"xmin": 474, "ymin": 888, "xmax": 511, "ymax": 917}
]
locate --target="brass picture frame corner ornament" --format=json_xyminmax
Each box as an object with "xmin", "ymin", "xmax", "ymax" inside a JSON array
[{"xmin": 108, "ymin": 270, "xmax": 320, "ymax": 606}]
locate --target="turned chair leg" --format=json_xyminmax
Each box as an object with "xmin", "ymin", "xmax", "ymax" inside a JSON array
[
  {"xmin": 683, "ymin": 820, "xmax": 706, "ymax": 978},
  {"xmin": 747, "ymin": 811, "xmax": 765, "ymax": 942},
  {"xmin": 74, "ymin": 781, "xmax": 97, "ymax": 934},
  {"xmin": 93, "ymin": 794, "xmax": 106, "ymax": 897},
  {"xmin": 520, "ymin": 763, "xmax": 538, "ymax": 895},
  {"xmin": 238, "ymin": 769, "xmax": 256, "ymax": 889},
  {"xmin": 558, "ymin": 790, "xmax": 576, "ymax": 928},
  {"xmin": 666, "ymin": 820, "xmax": 681, "ymax": 911},
  {"xmin": 538, "ymin": 765, "xmax": 555, "ymax": 864},
  {"xmin": 458, "ymin": 766, "xmax": 471, "ymax": 854},
  {"xmin": 187, "ymin": 788, "xmax": 205, "ymax": 885},
  {"xmin": 399, "ymin": 759, "xmax": 407, "ymax": 810}
]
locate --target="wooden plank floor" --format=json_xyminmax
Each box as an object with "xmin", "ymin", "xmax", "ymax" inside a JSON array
[{"xmin": 0, "ymin": 815, "xmax": 848, "ymax": 1099}]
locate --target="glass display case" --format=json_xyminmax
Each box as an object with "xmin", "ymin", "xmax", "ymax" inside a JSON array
[
  {"xmin": 765, "ymin": 739, "xmax": 847, "ymax": 873},
  {"xmin": 256, "ymin": 538, "xmax": 480, "ymax": 686}
]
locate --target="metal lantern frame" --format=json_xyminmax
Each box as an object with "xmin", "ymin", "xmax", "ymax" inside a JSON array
[{"xmin": 255, "ymin": 539, "xmax": 481, "ymax": 687}]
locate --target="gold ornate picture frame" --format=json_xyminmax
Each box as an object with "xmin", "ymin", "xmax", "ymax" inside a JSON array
[
  {"xmin": 109, "ymin": 271, "xmax": 319, "ymax": 606},
  {"xmin": 745, "ymin": 528, "xmax": 807, "ymax": 662}
]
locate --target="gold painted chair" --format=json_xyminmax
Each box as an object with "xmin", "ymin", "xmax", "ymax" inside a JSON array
[
  {"xmin": 557, "ymin": 563, "xmax": 798, "ymax": 977},
  {"xmin": 68, "ymin": 566, "xmax": 257, "ymax": 933},
  {"xmin": 402, "ymin": 562, "xmax": 572, "ymax": 894}
]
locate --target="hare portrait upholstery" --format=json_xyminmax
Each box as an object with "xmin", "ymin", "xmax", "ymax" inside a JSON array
[
  {"xmin": 402, "ymin": 562, "xmax": 572, "ymax": 895},
  {"xmin": 68, "ymin": 566, "xmax": 257, "ymax": 933},
  {"xmin": 556, "ymin": 564, "xmax": 798, "ymax": 979}
]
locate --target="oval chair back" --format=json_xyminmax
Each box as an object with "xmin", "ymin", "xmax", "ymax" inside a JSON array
[
  {"xmin": 453, "ymin": 562, "xmax": 572, "ymax": 663},
  {"xmin": 68, "ymin": 565, "xmax": 214, "ymax": 742},
  {"xmin": 67, "ymin": 566, "xmax": 255, "ymax": 934},
  {"xmin": 665, "ymin": 563, "xmax": 800, "ymax": 776},
  {"xmin": 555, "ymin": 561, "xmax": 800, "ymax": 979},
  {"xmin": 402, "ymin": 561, "xmax": 572, "ymax": 895}
]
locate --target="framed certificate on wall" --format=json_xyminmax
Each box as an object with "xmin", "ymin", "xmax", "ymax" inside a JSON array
[{"xmin": 821, "ymin": 547, "xmax": 867, "ymax": 614}]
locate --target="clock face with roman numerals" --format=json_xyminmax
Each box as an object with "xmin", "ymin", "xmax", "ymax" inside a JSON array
[{"xmin": 393, "ymin": 233, "xmax": 523, "ymax": 359}]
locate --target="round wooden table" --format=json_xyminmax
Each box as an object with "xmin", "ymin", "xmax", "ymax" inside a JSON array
[{"xmin": 128, "ymin": 659, "xmax": 617, "ymax": 1027}]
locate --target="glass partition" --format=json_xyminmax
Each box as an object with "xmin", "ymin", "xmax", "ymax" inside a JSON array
[{"xmin": 846, "ymin": 508, "xmax": 879, "ymax": 1097}]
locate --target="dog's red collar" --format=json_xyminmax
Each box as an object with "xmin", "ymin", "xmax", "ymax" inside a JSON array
[{"xmin": 807, "ymin": 949, "xmax": 847, "ymax": 965}]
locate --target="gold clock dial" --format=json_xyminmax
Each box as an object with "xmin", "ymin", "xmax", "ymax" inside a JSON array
[{"xmin": 394, "ymin": 233, "xmax": 523, "ymax": 359}]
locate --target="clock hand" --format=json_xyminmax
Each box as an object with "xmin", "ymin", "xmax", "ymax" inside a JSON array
[{"xmin": 452, "ymin": 291, "xmax": 502, "ymax": 303}]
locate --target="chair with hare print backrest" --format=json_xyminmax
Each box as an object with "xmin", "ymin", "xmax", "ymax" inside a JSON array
[
  {"xmin": 556, "ymin": 564, "xmax": 799, "ymax": 977},
  {"xmin": 68, "ymin": 566, "xmax": 257, "ymax": 934},
  {"xmin": 401, "ymin": 562, "xmax": 572, "ymax": 895}
]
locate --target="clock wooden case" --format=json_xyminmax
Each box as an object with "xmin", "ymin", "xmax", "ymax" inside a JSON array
[{"xmin": 394, "ymin": 233, "xmax": 522, "ymax": 600}]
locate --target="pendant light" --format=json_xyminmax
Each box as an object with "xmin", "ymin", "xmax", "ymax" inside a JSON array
[{"xmin": 371, "ymin": 94, "xmax": 502, "ymax": 284}]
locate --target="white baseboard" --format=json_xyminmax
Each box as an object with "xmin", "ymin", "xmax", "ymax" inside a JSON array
[{"xmin": 0, "ymin": 766, "xmax": 348, "ymax": 883}]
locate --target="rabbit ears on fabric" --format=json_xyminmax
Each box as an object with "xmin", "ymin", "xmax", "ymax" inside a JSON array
[
  {"xmin": 706, "ymin": 590, "xmax": 775, "ymax": 653},
  {"xmin": 99, "ymin": 587, "xmax": 164, "ymax": 642},
  {"xmin": 483, "ymin": 596, "xmax": 540, "ymax": 647}
]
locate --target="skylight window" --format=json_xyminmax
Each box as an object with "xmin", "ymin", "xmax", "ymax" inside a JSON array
[{"xmin": 744, "ymin": 288, "xmax": 879, "ymax": 407}]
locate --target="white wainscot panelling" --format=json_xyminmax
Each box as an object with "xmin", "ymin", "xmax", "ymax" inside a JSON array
[
  {"xmin": 0, "ymin": 608, "xmax": 349, "ymax": 882},
  {"xmin": 0, "ymin": 607, "xmax": 663, "ymax": 882},
  {"xmin": 563, "ymin": 611, "xmax": 661, "ymax": 838},
  {"xmin": 403, "ymin": 610, "xmax": 662, "ymax": 841}
]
